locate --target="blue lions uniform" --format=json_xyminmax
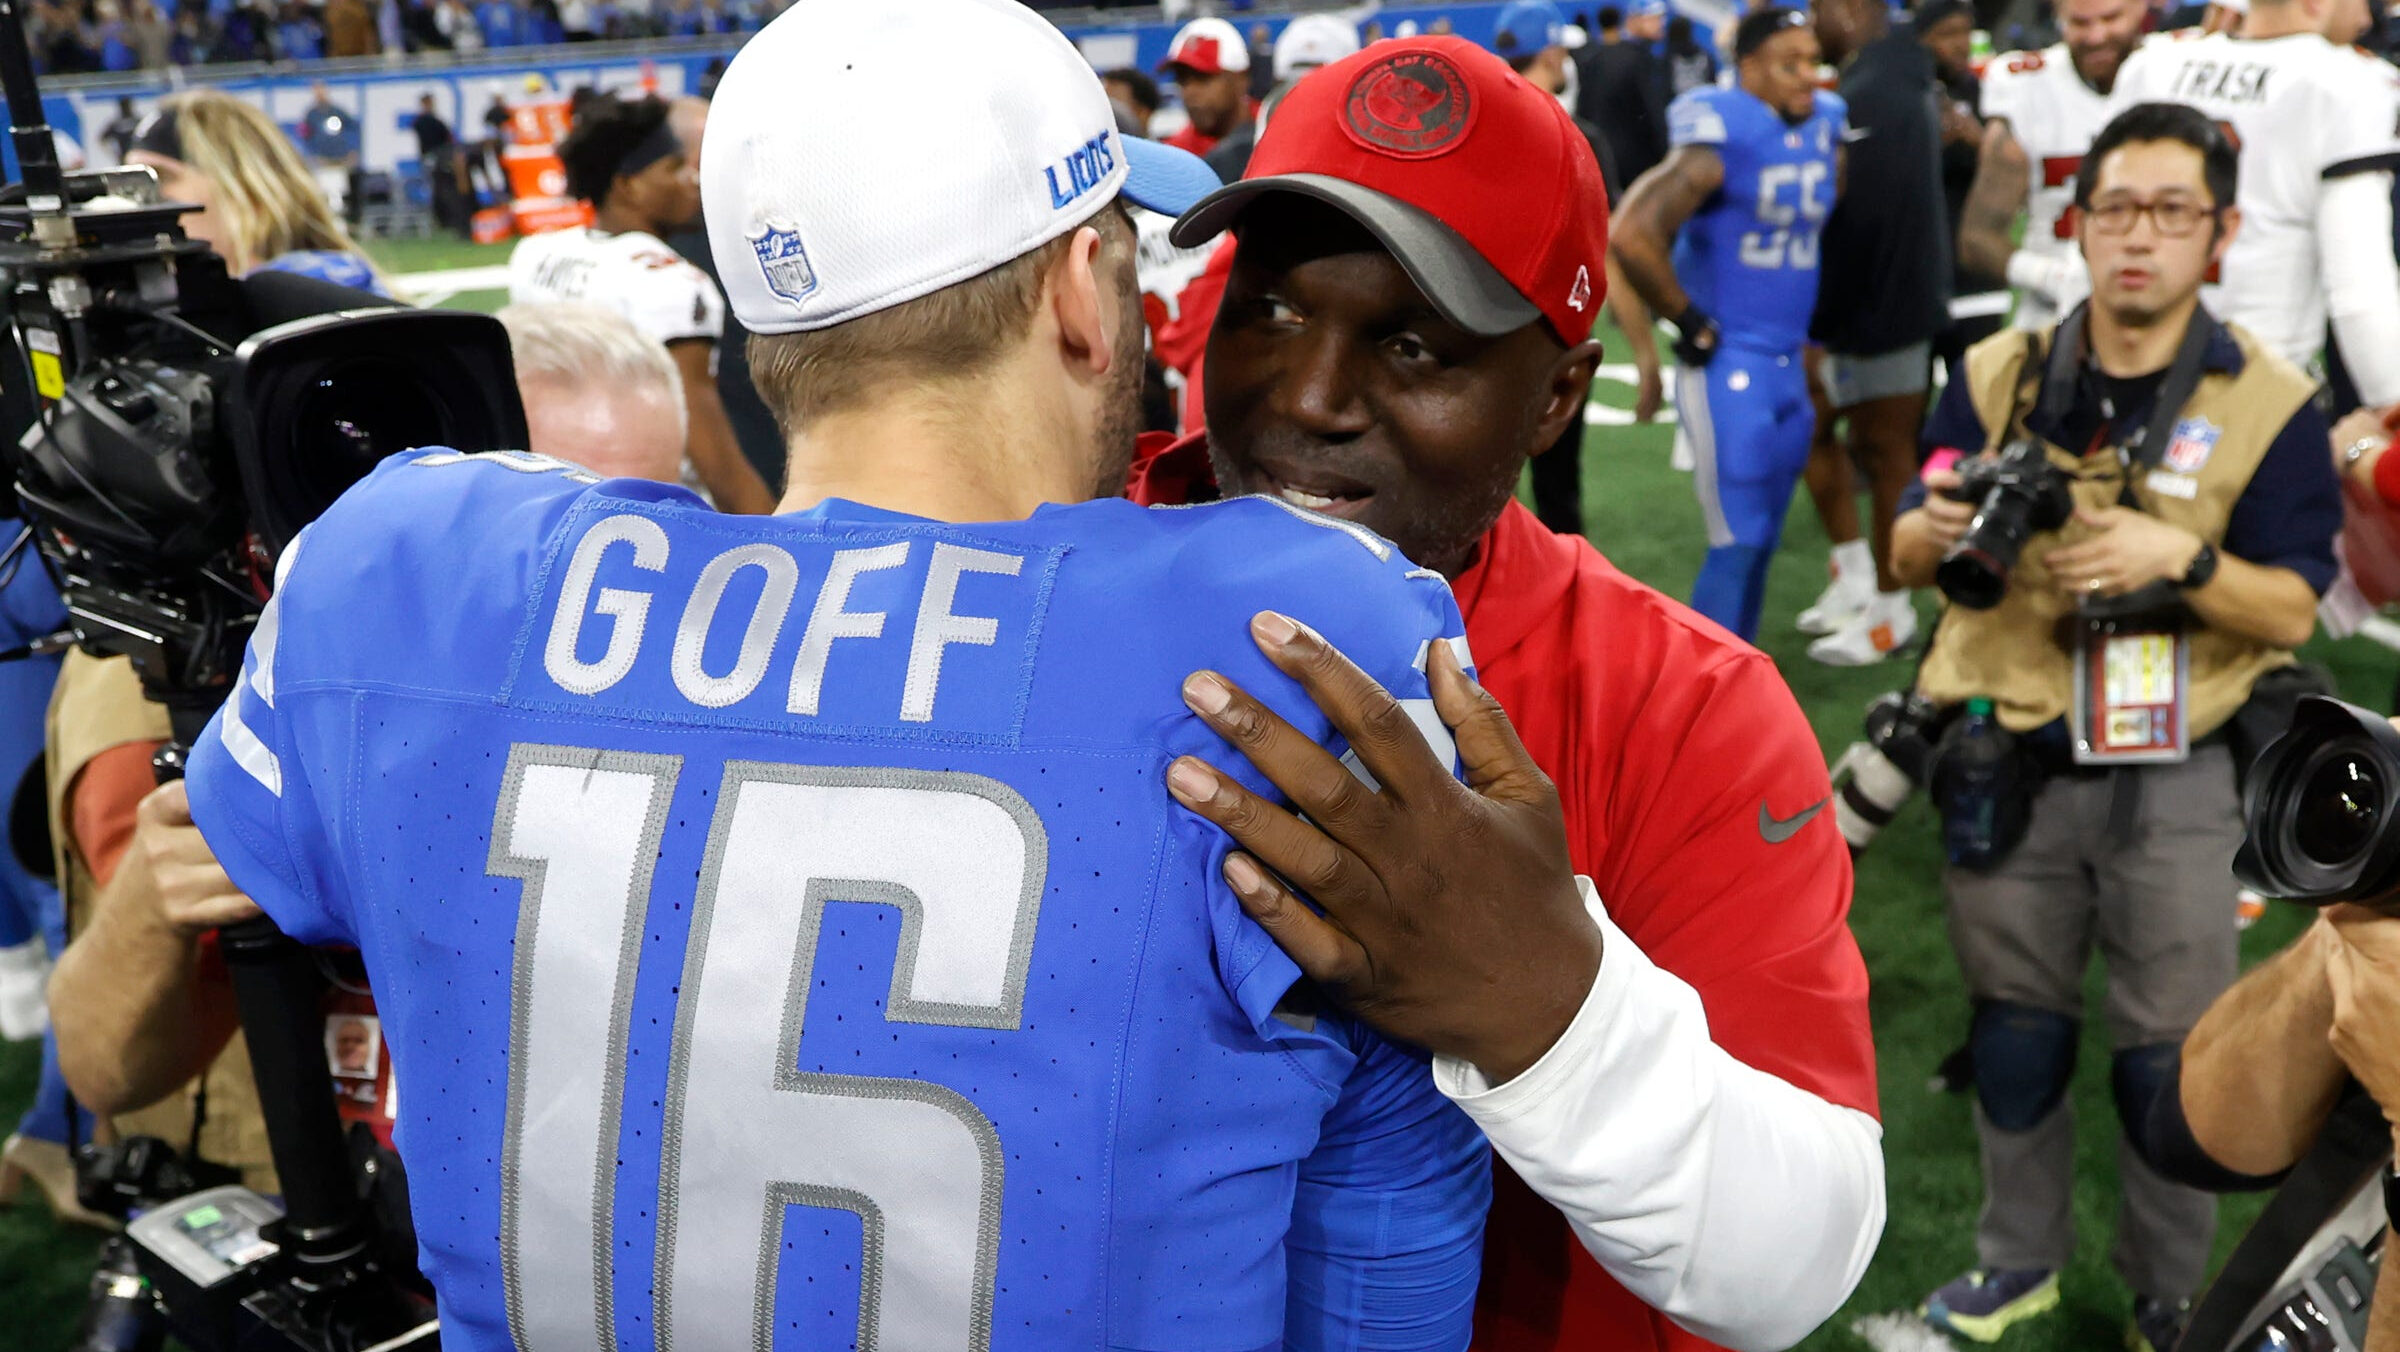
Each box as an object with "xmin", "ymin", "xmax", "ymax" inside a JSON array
[
  {"xmin": 1670, "ymin": 83, "xmax": 1844, "ymax": 641},
  {"xmin": 185, "ymin": 451, "xmax": 1489, "ymax": 1352}
]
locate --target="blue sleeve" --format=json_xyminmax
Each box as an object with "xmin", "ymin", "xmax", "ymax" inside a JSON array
[
  {"xmin": 2224, "ymin": 399, "xmax": 2344, "ymax": 596},
  {"xmin": 1283, "ymin": 1034, "xmax": 1491, "ymax": 1352},
  {"xmin": 1668, "ymin": 88, "xmax": 1730, "ymax": 148},
  {"xmin": 185, "ymin": 522, "xmax": 353, "ymax": 947},
  {"xmin": 1185, "ymin": 504, "xmax": 1472, "ymax": 1042}
]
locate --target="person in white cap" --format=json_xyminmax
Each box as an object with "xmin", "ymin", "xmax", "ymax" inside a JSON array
[
  {"xmin": 1200, "ymin": 11, "xmax": 1362, "ymax": 180},
  {"xmin": 1158, "ymin": 15, "xmax": 1258, "ymax": 156},
  {"xmin": 178, "ymin": 0, "xmax": 1501, "ymax": 1348}
]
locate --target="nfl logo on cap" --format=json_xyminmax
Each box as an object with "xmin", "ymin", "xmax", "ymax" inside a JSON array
[{"xmin": 750, "ymin": 223, "xmax": 819, "ymax": 304}]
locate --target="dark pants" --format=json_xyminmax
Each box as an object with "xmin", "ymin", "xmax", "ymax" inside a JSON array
[{"xmin": 1945, "ymin": 746, "xmax": 2241, "ymax": 1299}]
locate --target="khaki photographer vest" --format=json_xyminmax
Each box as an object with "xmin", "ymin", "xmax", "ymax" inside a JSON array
[
  {"xmin": 1916, "ymin": 321, "xmax": 2313, "ymax": 741},
  {"xmin": 44, "ymin": 649, "xmax": 276, "ymax": 1192}
]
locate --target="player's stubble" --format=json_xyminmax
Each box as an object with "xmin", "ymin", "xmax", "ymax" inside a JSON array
[{"xmin": 1088, "ymin": 249, "xmax": 1150, "ymax": 501}]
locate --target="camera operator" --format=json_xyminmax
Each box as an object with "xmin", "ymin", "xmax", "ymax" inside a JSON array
[
  {"xmin": 42, "ymin": 295, "xmax": 707, "ymax": 1190},
  {"xmin": 2146, "ymin": 901, "xmax": 2400, "ymax": 1349},
  {"xmin": 1889, "ymin": 102, "xmax": 2344, "ymax": 1349},
  {"xmin": 42, "ymin": 650, "xmax": 279, "ymax": 1192}
]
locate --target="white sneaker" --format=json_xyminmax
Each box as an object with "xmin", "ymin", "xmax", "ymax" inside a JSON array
[
  {"xmin": 0, "ymin": 939, "xmax": 47, "ymax": 1042},
  {"xmin": 1809, "ymin": 596, "xmax": 1919, "ymax": 666},
  {"xmin": 1798, "ymin": 575, "xmax": 1874, "ymax": 637}
]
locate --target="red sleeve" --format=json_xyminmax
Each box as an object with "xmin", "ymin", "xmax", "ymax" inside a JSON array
[
  {"xmin": 68, "ymin": 739, "xmax": 168, "ymax": 887},
  {"xmin": 1588, "ymin": 649, "xmax": 1880, "ymax": 1121},
  {"xmin": 2374, "ymin": 437, "xmax": 2400, "ymax": 508}
]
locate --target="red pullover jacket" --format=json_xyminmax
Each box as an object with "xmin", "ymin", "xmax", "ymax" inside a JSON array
[{"xmin": 1131, "ymin": 434, "xmax": 1878, "ymax": 1350}]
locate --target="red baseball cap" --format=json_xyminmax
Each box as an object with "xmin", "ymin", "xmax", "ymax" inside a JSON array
[{"xmin": 1170, "ymin": 36, "xmax": 1609, "ymax": 345}]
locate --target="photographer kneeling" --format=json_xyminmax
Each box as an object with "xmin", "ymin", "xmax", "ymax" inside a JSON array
[{"xmin": 1890, "ymin": 102, "xmax": 2344, "ymax": 1348}]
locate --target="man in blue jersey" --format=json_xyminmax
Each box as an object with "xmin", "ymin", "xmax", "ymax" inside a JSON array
[
  {"xmin": 1609, "ymin": 6, "xmax": 1846, "ymax": 642},
  {"xmin": 179, "ymin": 1, "xmax": 1494, "ymax": 1349}
]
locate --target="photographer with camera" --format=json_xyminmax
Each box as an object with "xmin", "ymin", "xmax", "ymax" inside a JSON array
[{"xmin": 1887, "ymin": 102, "xmax": 2345, "ymax": 1348}]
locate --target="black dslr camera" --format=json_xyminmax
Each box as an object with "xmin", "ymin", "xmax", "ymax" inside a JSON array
[
  {"xmin": 2235, "ymin": 697, "xmax": 2400, "ymax": 905},
  {"xmin": 2, "ymin": 11, "xmax": 524, "ymax": 1349},
  {"xmin": 1936, "ymin": 440, "xmax": 2078, "ymax": 611}
]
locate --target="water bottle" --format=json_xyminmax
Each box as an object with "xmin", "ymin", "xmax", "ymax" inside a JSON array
[{"xmin": 1936, "ymin": 698, "xmax": 2010, "ymax": 869}]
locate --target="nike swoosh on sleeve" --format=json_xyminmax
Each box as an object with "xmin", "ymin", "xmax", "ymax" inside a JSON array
[{"xmin": 1759, "ymin": 796, "xmax": 1832, "ymax": 844}]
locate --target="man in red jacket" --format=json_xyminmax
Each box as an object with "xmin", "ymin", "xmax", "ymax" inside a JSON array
[{"xmin": 1131, "ymin": 39, "xmax": 1884, "ymax": 1351}]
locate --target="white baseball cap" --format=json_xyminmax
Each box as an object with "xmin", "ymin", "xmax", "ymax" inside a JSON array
[
  {"xmin": 703, "ymin": 0, "xmax": 1221, "ymax": 336},
  {"xmin": 1159, "ymin": 16, "xmax": 1252, "ymax": 74},
  {"xmin": 1272, "ymin": 13, "xmax": 1361, "ymax": 81}
]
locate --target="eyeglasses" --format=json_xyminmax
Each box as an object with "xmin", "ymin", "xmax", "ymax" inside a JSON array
[{"xmin": 2083, "ymin": 196, "xmax": 2219, "ymax": 238}]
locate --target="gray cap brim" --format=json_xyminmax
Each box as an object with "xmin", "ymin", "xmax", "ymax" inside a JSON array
[{"xmin": 1169, "ymin": 172, "xmax": 1542, "ymax": 337}]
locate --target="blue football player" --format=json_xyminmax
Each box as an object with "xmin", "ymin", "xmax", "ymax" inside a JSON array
[
  {"xmin": 183, "ymin": 2, "xmax": 1490, "ymax": 1350},
  {"xmin": 1609, "ymin": 7, "xmax": 1845, "ymax": 642}
]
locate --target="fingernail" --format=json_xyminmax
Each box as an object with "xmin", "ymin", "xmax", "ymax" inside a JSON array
[
  {"xmin": 1183, "ymin": 672, "xmax": 1232, "ymax": 716},
  {"xmin": 1224, "ymin": 853, "xmax": 1265, "ymax": 894},
  {"xmin": 1167, "ymin": 757, "xmax": 1216, "ymax": 804},
  {"xmin": 1253, "ymin": 611, "xmax": 1299, "ymax": 647}
]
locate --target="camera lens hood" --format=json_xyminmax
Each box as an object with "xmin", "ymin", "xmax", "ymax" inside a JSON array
[{"xmin": 2234, "ymin": 695, "xmax": 2400, "ymax": 904}]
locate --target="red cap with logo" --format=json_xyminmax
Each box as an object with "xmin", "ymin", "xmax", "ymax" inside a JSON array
[{"xmin": 1170, "ymin": 35, "xmax": 1609, "ymax": 345}]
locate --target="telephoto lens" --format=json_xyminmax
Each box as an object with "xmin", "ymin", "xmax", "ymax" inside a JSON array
[{"xmin": 2233, "ymin": 696, "xmax": 2400, "ymax": 904}]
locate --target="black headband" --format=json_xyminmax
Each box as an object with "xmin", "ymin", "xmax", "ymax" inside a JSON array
[
  {"xmin": 126, "ymin": 107, "xmax": 182, "ymax": 163},
  {"xmin": 613, "ymin": 118, "xmax": 683, "ymax": 184}
]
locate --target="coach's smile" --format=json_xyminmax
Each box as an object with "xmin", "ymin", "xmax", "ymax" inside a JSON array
[{"xmin": 1250, "ymin": 462, "xmax": 1378, "ymax": 520}]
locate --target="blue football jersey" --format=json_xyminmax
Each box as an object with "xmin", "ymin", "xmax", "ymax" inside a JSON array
[
  {"xmin": 185, "ymin": 450, "xmax": 1490, "ymax": 1352},
  {"xmin": 1668, "ymin": 85, "xmax": 1845, "ymax": 354}
]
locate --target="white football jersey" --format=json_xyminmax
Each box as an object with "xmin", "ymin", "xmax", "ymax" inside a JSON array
[
  {"xmin": 2111, "ymin": 31, "xmax": 2400, "ymax": 369},
  {"xmin": 506, "ymin": 226, "xmax": 726, "ymax": 347},
  {"xmin": 1979, "ymin": 43, "xmax": 2112, "ymax": 329}
]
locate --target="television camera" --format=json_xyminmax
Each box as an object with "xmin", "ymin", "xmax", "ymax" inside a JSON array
[{"xmin": 1, "ymin": 9, "xmax": 526, "ymax": 1347}]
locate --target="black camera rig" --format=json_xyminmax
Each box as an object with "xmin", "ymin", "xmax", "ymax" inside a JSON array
[{"xmin": 2, "ymin": 7, "xmax": 525, "ymax": 1346}]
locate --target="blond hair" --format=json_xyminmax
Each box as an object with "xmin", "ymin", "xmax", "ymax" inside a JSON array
[
  {"xmin": 748, "ymin": 204, "xmax": 1136, "ymax": 435},
  {"xmin": 162, "ymin": 90, "xmax": 387, "ymax": 285}
]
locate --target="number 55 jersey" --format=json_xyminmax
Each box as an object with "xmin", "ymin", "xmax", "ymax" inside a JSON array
[{"xmin": 185, "ymin": 451, "xmax": 1491, "ymax": 1352}]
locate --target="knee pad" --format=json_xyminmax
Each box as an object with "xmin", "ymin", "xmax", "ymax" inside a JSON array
[
  {"xmin": 2111, "ymin": 1042, "xmax": 2181, "ymax": 1147},
  {"xmin": 1971, "ymin": 1001, "xmax": 2080, "ymax": 1132}
]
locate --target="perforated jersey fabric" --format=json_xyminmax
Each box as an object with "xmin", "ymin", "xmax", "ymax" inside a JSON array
[{"xmin": 185, "ymin": 449, "xmax": 1491, "ymax": 1352}]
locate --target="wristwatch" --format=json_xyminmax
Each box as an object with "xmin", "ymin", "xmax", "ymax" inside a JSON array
[{"xmin": 2178, "ymin": 540, "xmax": 2220, "ymax": 591}]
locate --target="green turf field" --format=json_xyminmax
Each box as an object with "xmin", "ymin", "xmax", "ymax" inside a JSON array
[{"xmin": 0, "ymin": 261, "xmax": 2386, "ymax": 1349}]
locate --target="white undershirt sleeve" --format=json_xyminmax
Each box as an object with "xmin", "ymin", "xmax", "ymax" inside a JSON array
[
  {"xmin": 1434, "ymin": 877, "xmax": 1887, "ymax": 1352},
  {"xmin": 2318, "ymin": 170, "xmax": 2400, "ymax": 408}
]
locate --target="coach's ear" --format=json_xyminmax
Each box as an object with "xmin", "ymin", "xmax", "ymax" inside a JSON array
[
  {"xmin": 1052, "ymin": 223, "xmax": 1118, "ymax": 380},
  {"xmin": 1531, "ymin": 338, "xmax": 1606, "ymax": 457}
]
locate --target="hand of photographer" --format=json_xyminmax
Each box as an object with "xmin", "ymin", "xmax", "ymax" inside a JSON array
[
  {"xmin": 135, "ymin": 780, "xmax": 262, "ymax": 938},
  {"xmin": 2042, "ymin": 506, "xmax": 2201, "ymax": 598},
  {"xmin": 49, "ymin": 780, "xmax": 249, "ymax": 1116},
  {"xmin": 1891, "ymin": 467, "xmax": 1975, "ymax": 588},
  {"xmin": 2324, "ymin": 903, "xmax": 2400, "ymax": 1148},
  {"xmin": 2331, "ymin": 405, "xmax": 2394, "ymax": 493}
]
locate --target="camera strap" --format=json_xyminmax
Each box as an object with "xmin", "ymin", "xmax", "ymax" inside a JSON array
[
  {"xmin": 2027, "ymin": 301, "xmax": 2219, "ymax": 508},
  {"xmin": 2181, "ymin": 1090, "xmax": 2390, "ymax": 1352}
]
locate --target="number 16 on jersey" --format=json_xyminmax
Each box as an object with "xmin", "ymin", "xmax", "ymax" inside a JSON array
[{"xmin": 489, "ymin": 744, "xmax": 1048, "ymax": 1352}]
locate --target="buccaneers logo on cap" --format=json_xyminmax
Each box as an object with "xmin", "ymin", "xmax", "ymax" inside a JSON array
[{"xmin": 1342, "ymin": 50, "xmax": 1477, "ymax": 158}]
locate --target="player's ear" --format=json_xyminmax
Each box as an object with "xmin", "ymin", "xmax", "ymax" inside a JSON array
[
  {"xmin": 1051, "ymin": 224, "xmax": 1114, "ymax": 380},
  {"xmin": 1532, "ymin": 338, "xmax": 1606, "ymax": 454}
]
